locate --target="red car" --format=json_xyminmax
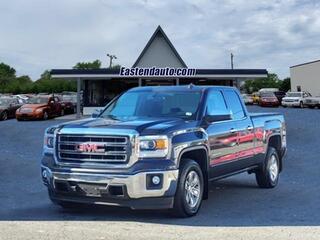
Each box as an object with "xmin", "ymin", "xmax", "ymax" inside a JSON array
[
  {"xmin": 259, "ymin": 92, "xmax": 280, "ymax": 107},
  {"xmin": 16, "ymin": 95, "xmax": 64, "ymax": 120}
]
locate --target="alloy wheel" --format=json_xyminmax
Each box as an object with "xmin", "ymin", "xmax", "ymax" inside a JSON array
[{"xmin": 184, "ymin": 170, "xmax": 201, "ymax": 208}]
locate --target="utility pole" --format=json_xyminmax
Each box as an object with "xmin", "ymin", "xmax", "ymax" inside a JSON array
[
  {"xmin": 107, "ymin": 53, "xmax": 117, "ymax": 68},
  {"xmin": 230, "ymin": 53, "xmax": 234, "ymax": 69}
]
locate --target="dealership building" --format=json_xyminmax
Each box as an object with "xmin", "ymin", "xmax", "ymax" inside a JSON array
[
  {"xmin": 51, "ymin": 26, "xmax": 267, "ymax": 116},
  {"xmin": 290, "ymin": 60, "xmax": 320, "ymax": 96}
]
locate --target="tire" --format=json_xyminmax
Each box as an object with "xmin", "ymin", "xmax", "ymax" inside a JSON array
[
  {"xmin": 1, "ymin": 111, "xmax": 8, "ymax": 121},
  {"xmin": 172, "ymin": 159, "xmax": 204, "ymax": 217},
  {"xmin": 43, "ymin": 111, "xmax": 49, "ymax": 120},
  {"xmin": 308, "ymin": 106, "xmax": 315, "ymax": 109},
  {"xmin": 300, "ymin": 101, "xmax": 304, "ymax": 108},
  {"xmin": 255, "ymin": 147, "xmax": 280, "ymax": 188}
]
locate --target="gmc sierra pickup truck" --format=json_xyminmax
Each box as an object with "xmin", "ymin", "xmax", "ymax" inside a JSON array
[{"xmin": 41, "ymin": 85, "xmax": 287, "ymax": 217}]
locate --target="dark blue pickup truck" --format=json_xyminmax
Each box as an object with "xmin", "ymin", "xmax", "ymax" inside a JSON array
[{"xmin": 41, "ymin": 85, "xmax": 287, "ymax": 217}]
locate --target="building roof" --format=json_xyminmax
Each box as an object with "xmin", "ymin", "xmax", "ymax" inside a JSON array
[
  {"xmin": 290, "ymin": 59, "xmax": 320, "ymax": 68},
  {"xmin": 50, "ymin": 68, "xmax": 267, "ymax": 79},
  {"xmin": 132, "ymin": 25, "xmax": 187, "ymax": 68}
]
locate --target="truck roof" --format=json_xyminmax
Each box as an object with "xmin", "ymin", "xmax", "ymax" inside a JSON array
[{"xmin": 128, "ymin": 85, "xmax": 236, "ymax": 93}]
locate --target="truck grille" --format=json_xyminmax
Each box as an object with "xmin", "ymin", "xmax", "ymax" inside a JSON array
[{"xmin": 56, "ymin": 134, "xmax": 130, "ymax": 165}]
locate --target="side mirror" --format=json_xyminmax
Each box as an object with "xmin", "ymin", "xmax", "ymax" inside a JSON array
[
  {"xmin": 91, "ymin": 109, "xmax": 102, "ymax": 118},
  {"xmin": 50, "ymin": 100, "xmax": 54, "ymax": 104},
  {"xmin": 204, "ymin": 111, "xmax": 232, "ymax": 123}
]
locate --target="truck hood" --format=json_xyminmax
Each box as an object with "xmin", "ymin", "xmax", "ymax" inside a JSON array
[{"xmin": 58, "ymin": 117, "xmax": 196, "ymax": 135}]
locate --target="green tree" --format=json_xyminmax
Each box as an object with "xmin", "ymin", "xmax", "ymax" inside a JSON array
[
  {"xmin": 243, "ymin": 73, "xmax": 281, "ymax": 93},
  {"xmin": 0, "ymin": 62, "xmax": 16, "ymax": 77},
  {"xmin": 73, "ymin": 60, "xmax": 101, "ymax": 69},
  {"xmin": 279, "ymin": 77, "xmax": 291, "ymax": 92}
]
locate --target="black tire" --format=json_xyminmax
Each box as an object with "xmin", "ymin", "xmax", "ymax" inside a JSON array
[
  {"xmin": 43, "ymin": 111, "xmax": 49, "ymax": 120},
  {"xmin": 308, "ymin": 106, "xmax": 315, "ymax": 109},
  {"xmin": 255, "ymin": 147, "xmax": 280, "ymax": 188},
  {"xmin": 1, "ymin": 111, "xmax": 8, "ymax": 121},
  {"xmin": 282, "ymin": 105, "xmax": 287, "ymax": 108},
  {"xmin": 300, "ymin": 101, "xmax": 304, "ymax": 108},
  {"xmin": 172, "ymin": 159, "xmax": 204, "ymax": 217}
]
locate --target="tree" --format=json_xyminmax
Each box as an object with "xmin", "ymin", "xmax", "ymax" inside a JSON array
[
  {"xmin": 243, "ymin": 73, "xmax": 281, "ymax": 93},
  {"xmin": 279, "ymin": 77, "xmax": 291, "ymax": 92},
  {"xmin": 0, "ymin": 62, "xmax": 16, "ymax": 77},
  {"xmin": 73, "ymin": 60, "xmax": 101, "ymax": 69}
]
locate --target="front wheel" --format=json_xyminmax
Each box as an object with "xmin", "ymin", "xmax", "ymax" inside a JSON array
[
  {"xmin": 300, "ymin": 101, "xmax": 304, "ymax": 108},
  {"xmin": 1, "ymin": 111, "xmax": 8, "ymax": 121},
  {"xmin": 172, "ymin": 159, "xmax": 204, "ymax": 217},
  {"xmin": 43, "ymin": 111, "xmax": 49, "ymax": 120},
  {"xmin": 255, "ymin": 147, "xmax": 280, "ymax": 188}
]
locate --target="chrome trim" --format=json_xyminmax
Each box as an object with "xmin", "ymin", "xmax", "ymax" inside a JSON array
[
  {"xmin": 48, "ymin": 168, "xmax": 179, "ymax": 198},
  {"xmin": 53, "ymin": 128, "xmax": 139, "ymax": 169}
]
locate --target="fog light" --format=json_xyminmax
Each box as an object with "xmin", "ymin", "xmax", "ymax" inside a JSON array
[
  {"xmin": 152, "ymin": 176, "xmax": 161, "ymax": 185},
  {"xmin": 42, "ymin": 170, "xmax": 48, "ymax": 178}
]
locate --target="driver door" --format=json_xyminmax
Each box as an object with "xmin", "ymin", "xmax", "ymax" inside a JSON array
[{"xmin": 203, "ymin": 89, "xmax": 240, "ymax": 179}]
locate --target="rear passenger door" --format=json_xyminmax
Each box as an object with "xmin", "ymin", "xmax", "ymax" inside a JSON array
[{"xmin": 222, "ymin": 89, "xmax": 255, "ymax": 167}]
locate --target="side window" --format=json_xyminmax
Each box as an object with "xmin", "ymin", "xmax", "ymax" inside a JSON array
[
  {"xmin": 206, "ymin": 90, "xmax": 227, "ymax": 115},
  {"xmin": 223, "ymin": 90, "xmax": 245, "ymax": 120},
  {"xmin": 54, "ymin": 97, "xmax": 59, "ymax": 102}
]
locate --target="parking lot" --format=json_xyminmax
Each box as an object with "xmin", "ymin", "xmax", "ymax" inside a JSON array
[{"xmin": 1, "ymin": 106, "xmax": 320, "ymax": 239}]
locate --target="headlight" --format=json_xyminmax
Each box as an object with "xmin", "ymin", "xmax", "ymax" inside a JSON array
[
  {"xmin": 137, "ymin": 136, "xmax": 169, "ymax": 158},
  {"xmin": 44, "ymin": 136, "xmax": 54, "ymax": 148},
  {"xmin": 35, "ymin": 108, "xmax": 43, "ymax": 113},
  {"xmin": 43, "ymin": 126, "xmax": 58, "ymax": 154}
]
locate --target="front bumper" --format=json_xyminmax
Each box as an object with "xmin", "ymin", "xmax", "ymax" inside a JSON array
[
  {"xmin": 41, "ymin": 160, "xmax": 179, "ymax": 209},
  {"xmin": 281, "ymin": 101, "xmax": 300, "ymax": 107}
]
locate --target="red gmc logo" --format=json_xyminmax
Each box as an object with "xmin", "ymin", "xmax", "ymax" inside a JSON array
[{"xmin": 75, "ymin": 143, "xmax": 105, "ymax": 153}]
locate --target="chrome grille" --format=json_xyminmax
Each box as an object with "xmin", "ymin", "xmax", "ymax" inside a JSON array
[{"xmin": 56, "ymin": 134, "xmax": 130, "ymax": 165}]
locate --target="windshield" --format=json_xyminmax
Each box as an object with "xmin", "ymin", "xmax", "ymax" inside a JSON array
[
  {"xmin": 27, "ymin": 97, "xmax": 49, "ymax": 104},
  {"xmin": 261, "ymin": 92, "xmax": 275, "ymax": 97},
  {"xmin": 100, "ymin": 91, "xmax": 202, "ymax": 120},
  {"xmin": 287, "ymin": 92, "xmax": 301, "ymax": 97},
  {"xmin": 0, "ymin": 98, "xmax": 11, "ymax": 105},
  {"xmin": 62, "ymin": 95, "xmax": 76, "ymax": 102}
]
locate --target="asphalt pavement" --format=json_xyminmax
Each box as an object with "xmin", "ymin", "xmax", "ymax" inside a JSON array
[{"xmin": 0, "ymin": 106, "xmax": 320, "ymax": 239}]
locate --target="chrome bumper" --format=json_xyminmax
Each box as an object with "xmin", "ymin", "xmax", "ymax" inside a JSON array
[{"xmin": 42, "ymin": 165, "xmax": 179, "ymax": 199}]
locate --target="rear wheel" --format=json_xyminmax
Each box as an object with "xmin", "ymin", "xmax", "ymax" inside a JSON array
[
  {"xmin": 255, "ymin": 147, "xmax": 280, "ymax": 188},
  {"xmin": 1, "ymin": 111, "xmax": 8, "ymax": 121},
  {"xmin": 172, "ymin": 159, "xmax": 204, "ymax": 217}
]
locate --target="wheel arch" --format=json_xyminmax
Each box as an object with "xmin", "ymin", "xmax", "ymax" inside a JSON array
[
  {"xmin": 267, "ymin": 134, "xmax": 282, "ymax": 171},
  {"xmin": 178, "ymin": 146, "xmax": 209, "ymax": 200}
]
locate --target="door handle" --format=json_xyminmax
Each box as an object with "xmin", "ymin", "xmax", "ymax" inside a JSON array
[
  {"xmin": 230, "ymin": 128, "xmax": 237, "ymax": 133},
  {"xmin": 247, "ymin": 126, "xmax": 254, "ymax": 131}
]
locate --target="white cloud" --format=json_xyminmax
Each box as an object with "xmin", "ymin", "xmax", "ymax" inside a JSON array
[{"xmin": 0, "ymin": 0, "xmax": 319, "ymax": 79}]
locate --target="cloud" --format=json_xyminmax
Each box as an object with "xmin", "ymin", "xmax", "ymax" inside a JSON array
[{"xmin": 0, "ymin": 0, "xmax": 319, "ymax": 79}]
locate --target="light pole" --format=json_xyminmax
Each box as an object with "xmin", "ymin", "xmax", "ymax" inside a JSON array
[
  {"xmin": 107, "ymin": 53, "xmax": 117, "ymax": 68},
  {"xmin": 230, "ymin": 53, "xmax": 234, "ymax": 69}
]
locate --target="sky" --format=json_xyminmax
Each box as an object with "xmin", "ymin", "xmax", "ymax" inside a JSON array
[{"xmin": 0, "ymin": 0, "xmax": 319, "ymax": 80}]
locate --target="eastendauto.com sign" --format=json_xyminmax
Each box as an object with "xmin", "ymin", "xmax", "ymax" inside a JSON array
[{"xmin": 120, "ymin": 67, "xmax": 196, "ymax": 77}]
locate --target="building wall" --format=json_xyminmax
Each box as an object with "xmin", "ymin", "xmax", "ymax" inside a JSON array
[
  {"xmin": 290, "ymin": 61, "xmax": 320, "ymax": 96},
  {"xmin": 135, "ymin": 33, "xmax": 185, "ymax": 68}
]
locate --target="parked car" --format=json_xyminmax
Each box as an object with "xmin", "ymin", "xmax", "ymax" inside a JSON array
[
  {"xmin": 252, "ymin": 92, "xmax": 260, "ymax": 104},
  {"xmin": 282, "ymin": 91, "xmax": 311, "ymax": 108},
  {"xmin": 273, "ymin": 91, "xmax": 286, "ymax": 103},
  {"xmin": 241, "ymin": 94, "xmax": 254, "ymax": 105},
  {"xmin": 259, "ymin": 92, "xmax": 280, "ymax": 107},
  {"xmin": 41, "ymin": 86, "xmax": 287, "ymax": 217},
  {"xmin": 0, "ymin": 97, "xmax": 22, "ymax": 120},
  {"xmin": 16, "ymin": 95, "xmax": 63, "ymax": 120},
  {"xmin": 304, "ymin": 96, "xmax": 320, "ymax": 109},
  {"xmin": 59, "ymin": 94, "xmax": 76, "ymax": 114}
]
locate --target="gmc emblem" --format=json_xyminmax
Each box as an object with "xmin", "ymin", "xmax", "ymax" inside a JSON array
[{"xmin": 75, "ymin": 143, "xmax": 105, "ymax": 153}]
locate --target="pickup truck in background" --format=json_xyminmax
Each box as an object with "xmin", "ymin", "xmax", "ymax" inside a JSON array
[{"xmin": 41, "ymin": 86, "xmax": 287, "ymax": 217}]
